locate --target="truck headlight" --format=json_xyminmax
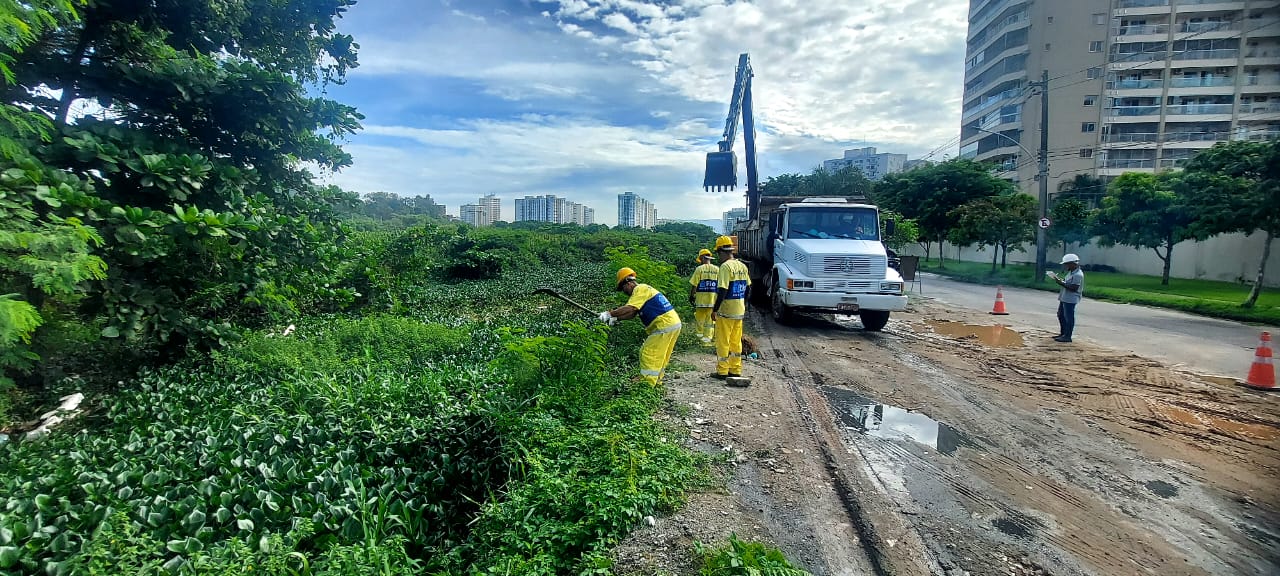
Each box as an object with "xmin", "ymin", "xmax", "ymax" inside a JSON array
[
  {"xmin": 785, "ymin": 279, "xmax": 815, "ymax": 290},
  {"xmin": 880, "ymin": 282, "xmax": 903, "ymax": 293}
]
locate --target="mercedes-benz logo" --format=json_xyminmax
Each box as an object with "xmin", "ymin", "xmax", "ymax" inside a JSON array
[{"xmin": 840, "ymin": 258, "xmax": 857, "ymax": 273}]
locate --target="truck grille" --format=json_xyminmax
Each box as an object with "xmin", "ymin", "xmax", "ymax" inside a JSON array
[
  {"xmin": 818, "ymin": 256, "xmax": 876, "ymax": 276},
  {"xmin": 816, "ymin": 280, "xmax": 878, "ymax": 291},
  {"xmin": 793, "ymin": 252, "xmax": 807, "ymax": 264}
]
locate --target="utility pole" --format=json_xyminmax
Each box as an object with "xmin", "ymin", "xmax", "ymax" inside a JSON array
[{"xmin": 1033, "ymin": 70, "xmax": 1050, "ymax": 283}]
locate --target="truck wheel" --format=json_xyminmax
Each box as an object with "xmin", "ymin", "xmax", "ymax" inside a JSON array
[
  {"xmin": 770, "ymin": 276, "xmax": 794, "ymax": 324},
  {"xmin": 859, "ymin": 310, "xmax": 890, "ymax": 332}
]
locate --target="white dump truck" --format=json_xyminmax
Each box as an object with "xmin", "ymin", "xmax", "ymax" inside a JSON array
[{"xmin": 733, "ymin": 196, "xmax": 907, "ymax": 330}]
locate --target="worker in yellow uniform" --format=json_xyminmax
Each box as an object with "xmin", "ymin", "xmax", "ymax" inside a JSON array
[
  {"xmin": 688, "ymin": 249, "xmax": 719, "ymax": 346},
  {"xmin": 600, "ymin": 267, "xmax": 683, "ymax": 386},
  {"xmin": 712, "ymin": 236, "xmax": 751, "ymax": 378}
]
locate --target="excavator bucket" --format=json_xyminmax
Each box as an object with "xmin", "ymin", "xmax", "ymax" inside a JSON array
[{"xmin": 703, "ymin": 150, "xmax": 738, "ymax": 192}]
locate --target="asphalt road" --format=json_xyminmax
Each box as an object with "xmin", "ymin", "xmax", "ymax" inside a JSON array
[{"xmin": 916, "ymin": 273, "xmax": 1279, "ymax": 378}]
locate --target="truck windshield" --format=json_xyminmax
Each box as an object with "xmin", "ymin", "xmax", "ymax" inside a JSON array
[{"xmin": 787, "ymin": 208, "xmax": 879, "ymax": 241}]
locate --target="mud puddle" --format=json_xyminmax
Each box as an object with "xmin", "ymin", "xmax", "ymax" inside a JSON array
[
  {"xmin": 1149, "ymin": 401, "xmax": 1280, "ymax": 441},
  {"xmin": 822, "ymin": 386, "xmax": 977, "ymax": 455},
  {"xmin": 926, "ymin": 320, "xmax": 1024, "ymax": 348}
]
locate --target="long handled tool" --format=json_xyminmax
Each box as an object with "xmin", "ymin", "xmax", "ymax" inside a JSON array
[{"xmin": 532, "ymin": 288, "xmax": 597, "ymax": 317}]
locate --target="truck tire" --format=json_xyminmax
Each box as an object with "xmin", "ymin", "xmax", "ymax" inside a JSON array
[
  {"xmin": 859, "ymin": 310, "xmax": 890, "ymax": 332},
  {"xmin": 770, "ymin": 276, "xmax": 794, "ymax": 325}
]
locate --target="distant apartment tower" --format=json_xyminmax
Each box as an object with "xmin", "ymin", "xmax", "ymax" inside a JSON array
[
  {"xmin": 722, "ymin": 207, "xmax": 748, "ymax": 234},
  {"xmin": 960, "ymin": 0, "xmax": 1110, "ymax": 194},
  {"xmin": 459, "ymin": 204, "xmax": 487, "ymax": 226},
  {"xmin": 960, "ymin": 0, "xmax": 1280, "ymax": 192},
  {"xmin": 821, "ymin": 147, "xmax": 908, "ymax": 180},
  {"xmin": 1097, "ymin": 0, "xmax": 1280, "ymax": 176},
  {"xmin": 617, "ymin": 192, "xmax": 657, "ymax": 229},
  {"xmin": 478, "ymin": 194, "xmax": 501, "ymax": 224},
  {"xmin": 514, "ymin": 195, "xmax": 594, "ymax": 225}
]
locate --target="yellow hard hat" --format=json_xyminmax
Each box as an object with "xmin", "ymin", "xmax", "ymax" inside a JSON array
[
  {"xmin": 696, "ymin": 249, "xmax": 713, "ymax": 262},
  {"xmin": 715, "ymin": 235, "xmax": 735, "ymax": 251},
  {"xmin": 615, "ymin": 267, "xmax": 637, "ymax": 289}
]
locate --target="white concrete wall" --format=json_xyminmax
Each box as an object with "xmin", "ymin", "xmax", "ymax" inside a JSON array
[{"xmin": 900, "ymin": 231, "xmax": 1280, "ymax": 287}]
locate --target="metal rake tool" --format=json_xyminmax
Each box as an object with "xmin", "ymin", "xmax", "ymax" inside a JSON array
[{"xmin": 531, "ymin": 288, "xmax": 597, "ymax": 317}]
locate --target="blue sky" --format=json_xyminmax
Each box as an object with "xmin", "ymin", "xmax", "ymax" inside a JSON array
[{"xmin": 320, "ymin": 0, "xmax": 971, "ymax": 225}]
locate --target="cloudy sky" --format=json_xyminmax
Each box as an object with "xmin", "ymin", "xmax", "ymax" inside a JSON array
[{"xmin": 320, "ymin": 0, "xmax": 971, "ymax": 225}]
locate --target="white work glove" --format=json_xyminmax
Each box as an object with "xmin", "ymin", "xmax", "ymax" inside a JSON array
[{"xmin": 598, "ymin": 311, "xmax": 615, "ymax": 325}]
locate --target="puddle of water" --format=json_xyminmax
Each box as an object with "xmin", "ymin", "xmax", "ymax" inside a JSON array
[
  {"xmin": 992, "ymin": 517, "xmax": 1032, "ymax": 538},
  {"xmin": 1145, "ymin": 480, "xmax": 1179, "ymax": 498},
  {"xmin": 1149, "ymin": 401, "xmax": 1279, "ymax": 441},
  {"xmin": 1198, "ymin": 375, "xmax": 1240, "ymax": 388},
  {"xmin": 926, "ymin": 320, "xmax": 1024, "ymax": 348},
  {"xmin": 822, "ymin": 386, "xmax": 974, "ymax": 455}
]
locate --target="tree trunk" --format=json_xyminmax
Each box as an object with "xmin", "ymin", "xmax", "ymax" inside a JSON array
[
  {"xmin": 55, "ymin": 25, "xmax": 94, "ymax": 128},
  {"xmin": 1000, "ymin": 241, "xmax": 1009, "ymax": 268},
  {"xmin": 1242, "ymin": 229, "xmax": 1273, "ymax": 309},
  {"xmin": 938, "ymin": 236, "xmax": 946, "ymax": 269},
  {"xmin": 1157, "ymin": 240, "xmax": 1174, "ymax": 286}
]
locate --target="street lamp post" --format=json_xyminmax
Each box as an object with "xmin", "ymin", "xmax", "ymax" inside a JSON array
[{"xmin": 972, "ymin": 123, "xmax": 1050, "ymax": 283}]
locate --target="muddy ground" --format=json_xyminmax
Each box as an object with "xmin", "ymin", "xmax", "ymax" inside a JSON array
[{"xmin": 611, "ymin": 298, "xmax": 1280, "ymax": 576}]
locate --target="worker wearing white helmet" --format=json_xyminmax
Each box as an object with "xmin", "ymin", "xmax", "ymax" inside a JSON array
[
  {"xmin": 688, "ymin": 249, "xmax": 719, "ymax": 346},
  {"xmin": 1047, "ymin": 254, "xmax": 1085, "ymax": 343},
  {"xmin": 712, "ymin": 236, "xmax": 751, "ymax": 379},
  {"xmin": 600, "ymin": 267, "xmax": 682, "ymax": 385}
]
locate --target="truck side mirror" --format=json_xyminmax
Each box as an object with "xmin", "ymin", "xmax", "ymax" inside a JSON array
[{"xmin": 884, "ymin": 219, "xmax": 896, "ymax": 237}]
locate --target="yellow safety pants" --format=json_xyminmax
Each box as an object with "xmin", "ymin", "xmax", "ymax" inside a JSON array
[
  {"xmin": 639, "ymin": 324, "xmax": 682, "ymax": 386},
  {"xmin": 714, "ymin": 317, "xmax": 744, "ymax": 376},
  {"xmin": 694, "ymin": 308, "xmax": 715, "ymax": 346}
]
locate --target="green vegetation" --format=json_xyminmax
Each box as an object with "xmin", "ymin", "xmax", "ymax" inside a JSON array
[
  {"xmin": 921, "ymin": 260, "xmax": 1280, "ymax": 325},
  {"xmin": 0, "ymin": 224, "xmax": 718, "ymax": 574},
  {"xmin": 694, "ymin": 535, "xmax": 810, "ymax": 576}
]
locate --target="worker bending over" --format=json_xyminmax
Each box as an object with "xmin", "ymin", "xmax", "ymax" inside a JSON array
[
  {"xmin": 600, "ymin": 267, "xmax": 683, "ymax": 385},
  {"xmin": 712, "ymin": 236, "xmax": 751, "ymax": 379},
  {"xmin": 688, "ymin": 249, "xmax": 719, "ymax": 346}
]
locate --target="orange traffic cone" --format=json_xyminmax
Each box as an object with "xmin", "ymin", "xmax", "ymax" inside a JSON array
[
  {"xmin": 1244, "ymin": 332, "xmax": 1276, "ymax": 391},
  {"xmin": 989, "ymin": 286, "xmax": 1009, "ymax": 315}
]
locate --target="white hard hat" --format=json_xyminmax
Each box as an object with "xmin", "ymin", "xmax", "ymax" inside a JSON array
[{"xmin": 1060, "ymin": 253, "xmax": 1080, "ymax": 264}]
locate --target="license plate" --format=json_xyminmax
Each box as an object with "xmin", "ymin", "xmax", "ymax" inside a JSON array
[{"xmin": 837, "ymin": 303, "xmax": 860, "ymax": 312}]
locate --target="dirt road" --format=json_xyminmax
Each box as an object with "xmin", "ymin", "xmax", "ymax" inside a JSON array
[{"xmin": 613, "ymin": 299, "xmax": 1280, "ymax": 576}]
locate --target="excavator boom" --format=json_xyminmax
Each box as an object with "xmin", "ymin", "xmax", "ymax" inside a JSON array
[{"xmin": 703, "ymin": 53, "xmax": 761, "ymax": 220}]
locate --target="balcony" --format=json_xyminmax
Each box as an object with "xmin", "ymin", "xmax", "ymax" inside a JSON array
[
  {"xmin": 962, "ymin": 87, "xmax": 1023, "ymax": 120},
  {"xmin": 969, "ymin": 12, "xmax": 1030, "ymax": 51},
  {"xmin": 1112, "ymin": 52, "xmax": 1168, "ymax": 64},
  {"xmin": 1176, "ymin": 0, "xmax": 1245, "ymax": 5},
  {"xmin": 1166, "ymin": 103, "xmax": 1234, "ymax": 114},
  {"xmin": 1114, "ymin": 24, "xmax": 1170, "ymax": 36},
  {"xmin": 1107, "ymin": 105, "xmax": 1163, "ymax": 116},
  {"xmin": 1172, "ymin": 48, "xmax": 1239, "ymax": 61},
  {"xmin": 1102, "ymin": 132, "xmax": 1159, "ymax": 143},
  {"xmin": 1169, "ymin": 76, "xmax": 1235, "ymax": 87},
  {"xmin": 1100, "ymin": 159, "xmax": 1156, "ymax": 169},
  {"xmin": 1177, "ymin": 21, "xmax": 1240, "ymax": 34},
  {"xmin": 1163, "ymin": 131, "xmax": 1230, "ymax": 142},
  {"xmin": 1108, "ymin": 78, "xmax": 1164, "ymax": 89},
  {"xmin": 1240, "ymin": 103, "xmax": 1280, "ymax": 114},
  {"xmin": 1242, "ymin": 129, "xmax": 1280, "ymax": 140},
  {"xmin": 1117, "ymin": 0, "xmax": 1168, "ymax": 7},
  {"xmin": 1158, "ymin": 158, "xmax": 1190, "ymax": 168}
]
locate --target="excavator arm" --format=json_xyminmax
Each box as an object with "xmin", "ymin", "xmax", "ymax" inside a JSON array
[{"xmin": 703, "ymin": 53, "xmax": 761, "ymax": 220}]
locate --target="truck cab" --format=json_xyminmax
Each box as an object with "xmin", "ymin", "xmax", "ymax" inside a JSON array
[{"xmin": 737, "ymin": 197, "xmax": 907, "ymax": 330}]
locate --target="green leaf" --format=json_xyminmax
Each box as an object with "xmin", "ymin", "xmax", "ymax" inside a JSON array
[
  {"xmin": 101, "ymin": 326, "xmax": 120, "ymax": 338},
  {"xmin": 0, "ymin": 546, "xmax": 18, "ymax": 568},
  {"xmin": 236, "ymin": 518, "xmax": 254, "ymax": 531}
]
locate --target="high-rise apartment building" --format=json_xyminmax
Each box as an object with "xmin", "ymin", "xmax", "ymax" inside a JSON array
[
  {"xmin": 459, "ymin": 204, "xmax": 487, "ymax": 226},
  {"xmin": 514, "ymin": 195, "xmax": 594, "ymax": 225},
  {"xmin": 478, "ymin": 194, "xmax": 501, "ymax": 224},
  {"xmin": 722, "ymin": 207, "xmax": 748, "ymax": 234},
  {"xmin": 617, "ymin": 192, "xmax": 657, "ymax": 229},
  {"xmin": 960, "ymin": 0, "xmax": 1110, "ymax": 194},
  {"xmin": 961, "ymin": 0, "xmax": 1280, "ymax": 192},
  {"xmin": 822, "ymin": 147, "xmax": 909, "ymax": 180},
  {"xmin": 1098, "ymin": 0, "xmax": 1279, "ymax": 175}
]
